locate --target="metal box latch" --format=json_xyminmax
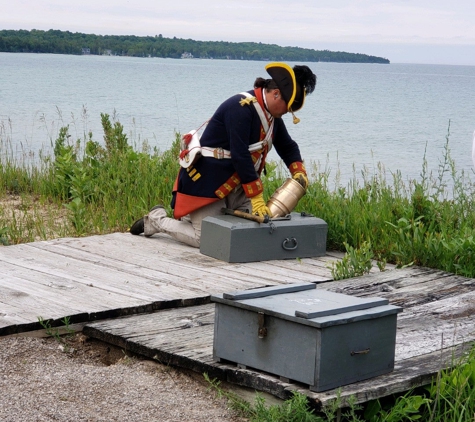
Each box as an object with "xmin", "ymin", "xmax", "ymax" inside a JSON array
[{"xmin": 258, "ymin": 312, "xmax": 267, "ymax": 338}]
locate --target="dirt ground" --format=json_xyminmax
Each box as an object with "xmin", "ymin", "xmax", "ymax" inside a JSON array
[
  {"xmin": 0, "ymin": 193, "xmax": 71, "ymax": 244},
  {"xmin": 0, "ymin": 332, "xmax": 246, "ymax": 422}
]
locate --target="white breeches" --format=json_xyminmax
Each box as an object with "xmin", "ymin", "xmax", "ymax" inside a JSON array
[{"xmin": 144, "ymin": 187, "xmax": 251, "ymax": 248}]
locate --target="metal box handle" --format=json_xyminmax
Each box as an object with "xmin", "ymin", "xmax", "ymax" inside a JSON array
[
  {"xmin": 351, "ymin": 348, "xmax": 370, "ymax": 356},
  {"xmin": 282, "ymin": 237, "xmax": 298, "ymax": 251}
]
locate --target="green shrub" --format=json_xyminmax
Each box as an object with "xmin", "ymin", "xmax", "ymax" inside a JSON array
[{"xmin": 2, "ymin": 118, "xmax": 475, "ymax": 278}]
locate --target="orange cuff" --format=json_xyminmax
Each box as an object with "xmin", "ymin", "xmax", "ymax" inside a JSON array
[
  {"xmin": 289, "ymin": 161, "xmax": 307, "ymax": 176},
  {"xmin": 242, "ymin": 178, "xmax": 264, "ymax": 198}
]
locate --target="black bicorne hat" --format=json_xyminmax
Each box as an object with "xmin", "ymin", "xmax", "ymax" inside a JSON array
[{"xmin": 265, "ymin": 62, "xmax": 316, "ymax": 123}]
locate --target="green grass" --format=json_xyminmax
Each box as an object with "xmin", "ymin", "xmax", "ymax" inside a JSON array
[
  {"xmin": 2, "ymin": 116, "xmax": 475, "ymax": 276},
  {"xmin": 205, "ymin": 344, "xmax": 475, "ymax": 421},
  {"xmin": 1, "ymin": 113, "xmax": 180, "ymax": 243}
]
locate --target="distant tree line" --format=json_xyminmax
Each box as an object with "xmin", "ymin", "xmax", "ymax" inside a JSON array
[{"xmin": 0, "ymin": 29, "xmax": 390, "ymax": 64}]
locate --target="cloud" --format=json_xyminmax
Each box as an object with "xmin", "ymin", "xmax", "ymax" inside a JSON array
[{"xmin": 2, "ymin": 0, "xmax": 475, "ymax": 64}]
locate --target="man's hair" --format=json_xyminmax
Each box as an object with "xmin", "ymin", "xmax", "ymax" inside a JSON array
[{"xmin": 254, "ymin": 77, "xmax": 279, "ymax": 91}]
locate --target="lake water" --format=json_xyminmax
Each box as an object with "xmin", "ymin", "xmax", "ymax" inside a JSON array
[{"xmin": 1, "ymin": 53, "xmax": 474, "ymax": 187}]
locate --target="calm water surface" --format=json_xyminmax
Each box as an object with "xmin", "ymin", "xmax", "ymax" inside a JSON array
[{"xmin": 1, "ymin": 53, "xmax": 474, "ymax": 187}]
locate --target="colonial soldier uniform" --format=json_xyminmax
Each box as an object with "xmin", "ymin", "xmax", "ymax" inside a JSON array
[{"xmin": 130, "ymin": 62, "xmax": 317, "ymax": 247}]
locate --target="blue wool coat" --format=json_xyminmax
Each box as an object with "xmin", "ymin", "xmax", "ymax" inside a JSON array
[{"xmin": 171, "ymin": 89, "xmax": 303, "ymax": 215}]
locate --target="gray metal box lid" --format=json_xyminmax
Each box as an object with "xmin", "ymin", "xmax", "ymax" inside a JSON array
[
  {"xmin": 211, "ymin": 283, "xmax": 402, "ymax": 327},
  {"xmin": 200, "ymin": 212, "xmax": 327, "ymax": 263}
]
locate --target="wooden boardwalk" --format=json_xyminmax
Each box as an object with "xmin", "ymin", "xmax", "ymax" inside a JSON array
[
  {"xmin": 1, "ymin": 232, "xmax": 474, "ymax": 408},
  {"xmin": 0, "ymin": 232, "xmax": 345, "ymax": 335}
]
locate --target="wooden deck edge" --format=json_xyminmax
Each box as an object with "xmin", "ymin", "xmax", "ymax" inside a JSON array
[
  {"xmin": 83, "ymin": 322, "xmax": 475, "ymax": 408},
  {"xmin": 0, "ymin": 295, "xmax": 210, "ymax": 336}
]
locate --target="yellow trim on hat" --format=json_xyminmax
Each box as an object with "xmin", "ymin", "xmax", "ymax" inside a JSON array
[
  {"xmin": 291, "ymin": 86, "xmax": 307, "ymax": 113},
  {"xmin": 265, "ymin": 62, "xmax": 297, "ymax": 111}
]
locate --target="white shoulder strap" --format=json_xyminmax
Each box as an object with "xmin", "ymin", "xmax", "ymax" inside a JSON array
[
  {"xmin": 240, "ymin": 92, "xmax": 271, "ymax": 132},
  {"xmin": 239, "ymin": 92, "xmax": 274, "ymax": 152}
]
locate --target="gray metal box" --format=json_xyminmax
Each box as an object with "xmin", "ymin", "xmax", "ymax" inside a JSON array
[
  {"xmin": 211, "ymin": 283, "xmax": 402, "ymax": 392},
  {"xmin": 200, "ymin": 212, "xmax": 327, "ymax": 262}
]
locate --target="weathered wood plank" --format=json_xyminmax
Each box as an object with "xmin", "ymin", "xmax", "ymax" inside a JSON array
[
  {"xmin": 0, "ymin": 273, "xmax": 107, "ymax": 315},
  {"xmin": 0, "ymin": 245, "xmax": 200, "ymax": 300},
  {"xmin": 30, "ymin": 241, "xmax": 197, "ymax": 285},
  {"xmin": 0, "ymin": 258, "xmax": 154, "ymax": 301},
  {"xmin": 32, "ymin": 236, "xmax": 285, "ymax": 287},
  {"xmin": 257, "ymin": 257, "xmax": 390, "ymax": 277},
  {"xmin": 120, "ymin": 232, "xmax": 331, "ymax": 277},
  {"xmin": 394, "ymin": 290, "xmax": 475, "ymax": 359},
  {"xmin": 1, "ymin": 238, "xmax": 219, "ymax": 334},
  {"xmin": 83, "ymin": 279, "xmax": 475, "ymax": 407},
  {"xmin": 243, "ymin": 260, "xmax": 333, "ymax": 281},
  {"xmin": 0, "ymin": 232, "xmax": 344, "ymax": 335},
  {"xmin": 202, "ymin": 262, "xmax": 325, "ymax": 284},
  {"xmin": 45, "ymin": 233, "xmax": 333, "ymax": 285},
  {"xmin": 31, "ymin": 241, "xmax": 262, "ymax": 293},
  {"xmin": 19, "ymin": 239, "xmax": 292, "ymax": 301},
  {"xmin": 0, "ymin": 276, "xmax": 92, "ymax": 333},
  {"xmin": 0, "ymin": 301, "xmax": 33, "ymax": 326},
  {"xmin": 319, "ymin": 269, "xmax": 475, "ymax": 309}
]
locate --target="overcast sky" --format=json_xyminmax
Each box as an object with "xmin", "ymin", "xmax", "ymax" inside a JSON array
[{"xmin": 2, "ymin": 0, "xmax": 475, "ymax": 65}]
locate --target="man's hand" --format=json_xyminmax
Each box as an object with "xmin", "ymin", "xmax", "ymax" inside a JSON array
[
  {"xmin": 292, "ymin": 171, "xmax": 309, "ymax": 189},
  {"xmin": 289, "ymin": 162, "xmax": 309, "ymax": 190},
  {"xmin": 250, "ymin": 192, "xmax": 272, "ymax": 217}
]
